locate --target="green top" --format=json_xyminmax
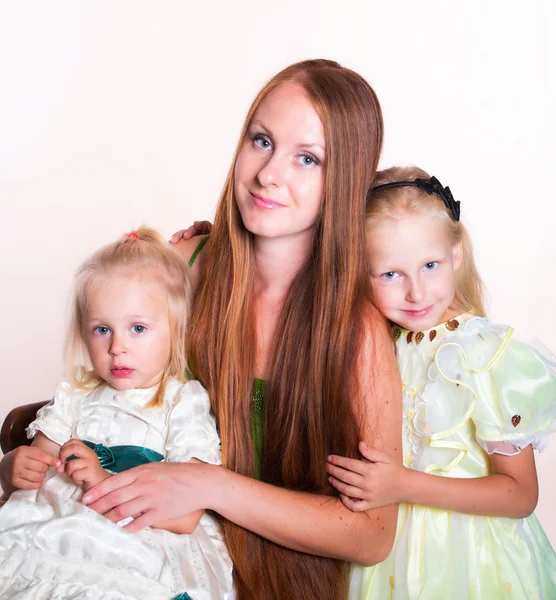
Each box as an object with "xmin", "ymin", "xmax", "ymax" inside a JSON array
[
  {"xmin": 189, "ymin": 236, "xmax": 265, "ymax": 477},
  {"xmin": 252, "ymin": 378, "xmax": 265, "ymax": 478},
  {"xmin": 187, "ymin": 235, "xmax": 209, "ymax": 267}
]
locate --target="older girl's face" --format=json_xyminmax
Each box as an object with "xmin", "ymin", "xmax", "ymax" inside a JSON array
[
  {"xmin": 368, "ymin": 214, "xmax": 463, "ymax": 332},
  {"xmin": 234, "ymin": 82, "xmax": 326, "ymax": 242}
]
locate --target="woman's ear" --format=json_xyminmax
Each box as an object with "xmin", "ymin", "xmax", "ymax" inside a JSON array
[{"xmin": 452, "ymin": 241, "xmax": 463, "ymax": 271}]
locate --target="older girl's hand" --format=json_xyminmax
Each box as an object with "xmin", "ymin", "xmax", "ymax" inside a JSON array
[
  {"xmin": 327, "ymin": 441, "xmax": 408, "ymax": 511},
  {"xmin": 82, "ymin": 461, "xmax": 221, "ymax": 533},
  {"xmin": 169, "ymin": 221, "xmax": 212, "ymax": 245}
]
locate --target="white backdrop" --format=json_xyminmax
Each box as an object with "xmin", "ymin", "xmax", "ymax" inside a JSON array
[{"xmin": 1, "ymin": 1, "xmax": 554, "ymax": 543}]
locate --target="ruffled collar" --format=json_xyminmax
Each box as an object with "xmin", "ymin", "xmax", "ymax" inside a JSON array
[{"xmin": 392, "ymin": 312, "xmax": 474, "ymax": 345}]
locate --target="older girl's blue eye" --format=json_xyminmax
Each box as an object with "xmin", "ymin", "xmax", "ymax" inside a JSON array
[
  {"xmin": 382, "ymin": 271, "xmax": 398, "ymax": 280},
  {"xmin": 424, "ymin": 262, "xmax": 438, "ymax": 271},
  {"xmin": 131, "ymin": 325, "xmax": 146, "ymax": 334},
  {"xmin": 94, "ymin": 326, "xmax": 110, "ymax": 335}
]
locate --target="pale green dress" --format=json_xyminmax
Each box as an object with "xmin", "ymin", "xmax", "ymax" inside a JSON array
[{"xmin": 350, "ymin": 313, "xmax": 556, "ymax": 599}]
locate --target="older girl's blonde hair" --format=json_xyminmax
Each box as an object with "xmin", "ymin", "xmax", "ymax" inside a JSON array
[
  {"xmin": 367, "ymin": 166, "xmax": 486, "ymax": 316},
  {"xmin": 64, "ymin": 226, "xmax": 190, "ymax": 407}
]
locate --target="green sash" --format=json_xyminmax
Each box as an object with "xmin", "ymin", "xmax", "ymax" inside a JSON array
[{"xmin": 67, "ymin": 440, "xmax": 164, "ymax": 473}]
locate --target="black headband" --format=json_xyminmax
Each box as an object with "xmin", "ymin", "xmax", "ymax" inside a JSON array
[{"xmin": 370, "ymin": 175, "xmax": 460, "ymax": 222}]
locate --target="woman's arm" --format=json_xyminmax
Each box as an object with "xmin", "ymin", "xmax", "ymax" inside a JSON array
[
  {"xmin": 203, "ymin": 311, "xmax": 402, "ymax": 564},
  {"xmin": 328, "ymin": 442, "xmax": 538, "ymax": 519},
  {"xmin": 84, "ymin": 311, "xmax": 402, "ymax": 566}
]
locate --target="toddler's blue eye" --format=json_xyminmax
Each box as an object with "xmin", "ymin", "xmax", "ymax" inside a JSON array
[
  {"xmin": 424, "ymin": 262, "xmax": 438, "ymax": 271},
  {"xmin": 131, "ymin": 325, "xmax": 146, "ymax": 334},
  {"xmin": 94, "ymin": 326, "xmax": 110, "ymax": 335}
]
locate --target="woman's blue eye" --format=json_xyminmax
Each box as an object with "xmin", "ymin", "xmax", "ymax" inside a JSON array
[
  {"xmin": 424, "ymin": 262, "xmax": 438, "ymax": 271},
  {"xmin": 94, "ymin": 326, "xmax": 110, "ymax": 335},
  {"xmin": 254, "ymin": 135, "xmax": 272, "ymax": 150},
  {"xmin": 131, "ymin": 325, "xmax": 146, "ymax": 334},
  {"xmin": 299, "ymin": 154, "xmax": 318, "ymax": 167},
  {"xmin": 382, "ymin": 271, "xmax": 398, "ymax": 280}
]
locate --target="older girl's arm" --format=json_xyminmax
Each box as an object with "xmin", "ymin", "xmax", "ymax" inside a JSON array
[{"xmin": 404, "ymin": 448, "xmax": 538, "ymax": 518}]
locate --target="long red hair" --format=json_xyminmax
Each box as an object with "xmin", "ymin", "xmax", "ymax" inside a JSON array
[{"xmin": 187, "ymin": 59, "xmax": 384, "ymax": 599}]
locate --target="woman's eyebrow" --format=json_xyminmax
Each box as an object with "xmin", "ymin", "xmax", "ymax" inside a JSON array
[
  {"xmin": 249, "ymin": 119, "xmax": 269, "ymax": 132},
  {"xmin": 298, "ymin": 142, "xmax": 325, "ymax": 152}
]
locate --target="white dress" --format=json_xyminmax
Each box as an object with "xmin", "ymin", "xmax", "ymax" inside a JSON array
[{"xmin": 0, "ymin": 378, "xmax": 233, "ymax": 600}]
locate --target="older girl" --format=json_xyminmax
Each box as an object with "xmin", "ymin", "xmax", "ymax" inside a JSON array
[{"xmin": 328, "ymin": 167, "xmax": 556, "ymax": 599}]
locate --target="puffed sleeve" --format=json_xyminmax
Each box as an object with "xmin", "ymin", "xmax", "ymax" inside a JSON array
[
  {"xmin": 164, "ymin": 380, "xmax": 221, "ymax": 465},
  {"xmin": 434, "ymin": 317, "xmax": 556, "ymax": 456},
  {"xmin": 26, "ymin": 378, "xmax": 82, "ymax": 445},
  {"xmin": 470, "ymin": 333, "xmax": 556, "ymax": 455}
]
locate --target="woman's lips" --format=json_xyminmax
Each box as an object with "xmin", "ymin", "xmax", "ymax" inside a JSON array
[
  {"xmin": 251, "ymin": 192, "xmax": 286, "ymax": 210},
  {"xmin": 110, "ymin": 368, "xmax": 134, "ymax": 377}
]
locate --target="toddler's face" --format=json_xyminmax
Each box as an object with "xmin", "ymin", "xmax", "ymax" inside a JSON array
[
  {"xmin": 84, "ymin": 274, "xmax": 171, "ymax": 390},
  {"xmin": 367, "ymin": 214, "xmax": 462, "ymax": 332}
]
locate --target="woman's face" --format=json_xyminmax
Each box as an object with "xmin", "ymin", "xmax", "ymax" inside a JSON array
[{"xmin": 234, "ymin": 82, "xmax": 325, "ymax": 242}]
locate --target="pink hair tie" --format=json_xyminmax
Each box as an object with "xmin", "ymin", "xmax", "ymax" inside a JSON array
[{"xmin": 128, "ymin": 232, "xmax": 139, "ymax": 240}]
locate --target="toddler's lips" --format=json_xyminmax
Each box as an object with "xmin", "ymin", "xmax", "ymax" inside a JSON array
[{"xmin": 110, "ymin": 368, "xmax": 134, "ymax": 377}]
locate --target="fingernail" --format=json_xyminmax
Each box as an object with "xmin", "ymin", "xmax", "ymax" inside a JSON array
[
  {"xmin": 83, "ymin": 494, "xmax": 92, "ymax": 503},
  {"xmin": 361, "ymin": 442, "xmax": 368, "ymax": 450}
]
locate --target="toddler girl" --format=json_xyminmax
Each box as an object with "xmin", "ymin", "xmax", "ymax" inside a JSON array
[{"xmin": 0, "ymin": 227, "xmax": 232, "ymax": 600}]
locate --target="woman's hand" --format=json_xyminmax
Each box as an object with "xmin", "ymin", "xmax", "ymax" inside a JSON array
[
  {"xmin": 169, "ymin": 221, "xmax": 212, "ymax": 245},
  {"xmin": 82, "ymin": 461, "xmax": 221, "ymax": 533},
  {"xmin": 327, "ymin": 441, "xmax": 409, "ymax": 511}
]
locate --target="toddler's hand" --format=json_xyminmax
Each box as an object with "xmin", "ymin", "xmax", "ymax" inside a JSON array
[
  {"xmin": 169, "ymin": 221, "xmax": 212, "ymax": 245},
  {"xmin": 327, "ymin": 441, "xmax": 408, "ymax": 511},
  {"xmin": 60, "ymin": 440, "xmax": 111, "ymax": 491},
  {"xmin": 3, "ymin": 445, "xmax": 61, "ymax": 490}
]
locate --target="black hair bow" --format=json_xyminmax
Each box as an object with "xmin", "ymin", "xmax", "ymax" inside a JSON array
[{"xmin": 371, "ymin": 175, "xmax": 461, "ymax": 222}]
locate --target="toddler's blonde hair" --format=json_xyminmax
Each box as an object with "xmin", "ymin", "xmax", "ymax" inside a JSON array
[{"xmin": 64, "ymin": 226, "xmax": 190, "ymax": 407}]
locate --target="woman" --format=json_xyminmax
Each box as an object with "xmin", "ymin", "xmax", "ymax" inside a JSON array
[{"xmin": 84, "ymin": 59, "xmax": 402, "ymax": 600}]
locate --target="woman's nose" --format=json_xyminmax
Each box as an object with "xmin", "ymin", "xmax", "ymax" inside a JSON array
[{"xmin": 256, "ymin": 153, "xmax": 286, "ymax": 188}]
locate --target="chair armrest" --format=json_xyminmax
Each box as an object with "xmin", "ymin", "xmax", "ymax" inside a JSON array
[{"xmin": 1, "ymin": 401, "xmax": 50, "ymax": 455}]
